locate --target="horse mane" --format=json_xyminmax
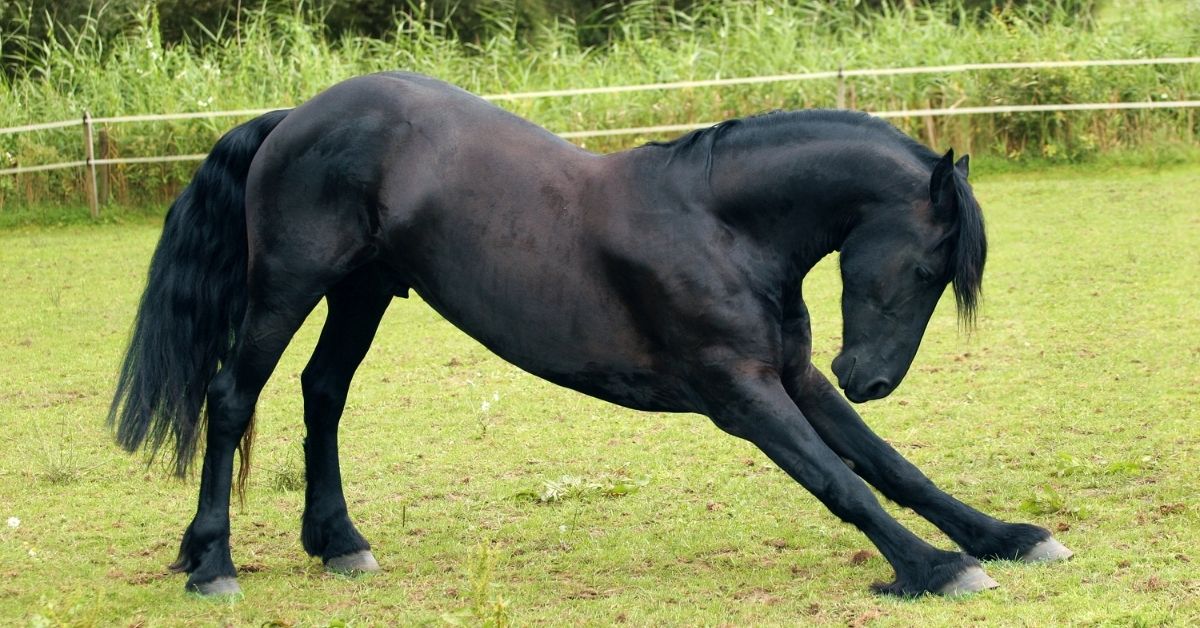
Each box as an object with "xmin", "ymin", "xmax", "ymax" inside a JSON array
[
  {"xmin": 646, "ymin": 109, "xmax": 939, "ymax": 163},
  {"xmin": 646, "ymin": 109, "xmax": 987, "ymax": 326},
  {"xmin": 949, "ymin": 170, "xmax": 987, "ymax": 327}
]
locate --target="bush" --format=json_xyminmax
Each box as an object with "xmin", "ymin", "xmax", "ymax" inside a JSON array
[{"xmin": 0, "ymin": 0, "xmax": 1196, "ymax": 210}]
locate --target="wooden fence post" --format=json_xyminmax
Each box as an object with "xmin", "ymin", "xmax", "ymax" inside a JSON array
[
  {"xmin": 97, "ymin": 127, "xmax": 111, "ymax": 206},
  {"xmin": 924, "ymin": 100, "xmax": 938, "ymax": 148},
  {"xmin": 82, "ymin": 111, "xmax": 99, "ymax": 218},
  {"xmin": 836, "ymin": 66, "xmax": 846, "ymax": 109}
]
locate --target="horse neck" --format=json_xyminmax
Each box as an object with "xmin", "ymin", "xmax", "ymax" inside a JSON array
[
  {"xmin": 614, "ymin": 139, "xmax": 928, "ymax": 282},
  {"xmin": 702, "ymin": 141, "xmax": 927, "ymax": 278}
]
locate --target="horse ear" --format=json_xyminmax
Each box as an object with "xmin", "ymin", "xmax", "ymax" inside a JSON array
[
  {"xmin": 955, "ymin": 154, "xmax": 970, "ymax": 178},
  {"xmin": 930, "ymin": 149, "xmax": 957, "ymax": 221}
]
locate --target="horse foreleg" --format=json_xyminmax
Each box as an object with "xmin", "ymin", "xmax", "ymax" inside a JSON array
[
  {"xmin": 172, "ymin": 294, "xmax": 321, "ymax": 595},
  {"xmin": 789, "ymin": 366, "xmax": 1072, "ymax": 563},
  {"xmin": 701, "ymin": 369, "xmax": 996, "ymax": 596},
  {"xmin": 299, "ymin": 266, "xmax": 392, "ymax": 573}
]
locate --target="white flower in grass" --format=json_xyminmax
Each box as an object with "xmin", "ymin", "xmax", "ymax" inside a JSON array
[
  {"xmin": 480, "ymin": 400, "xmax": 491, "ymax": 413},
  {"xmin": 6, "ymin": 517, "xmax": 18, "ymax": 529}
]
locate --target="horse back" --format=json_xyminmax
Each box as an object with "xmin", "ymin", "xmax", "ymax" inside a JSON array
[{"xmin": 245, "ymin": 72, "xmax": 717, "ymax": 412}]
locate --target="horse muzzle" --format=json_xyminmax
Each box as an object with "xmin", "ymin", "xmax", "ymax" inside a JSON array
[{"xmin": 832, "ymin": 352, "xmax": 897, "ymax": 403}]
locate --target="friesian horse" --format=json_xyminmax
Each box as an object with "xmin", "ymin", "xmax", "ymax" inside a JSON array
[{"xmin": 110, "ymin": 71, "xmax": 1071, "ymax": 597}]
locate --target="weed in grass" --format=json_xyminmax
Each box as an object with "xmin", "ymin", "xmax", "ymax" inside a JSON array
[
  {"xmin": 1051, "ymin": 451, "xmax": 1153, "ymax": 478},
  {"xmin": 38, "ymin": 462, "xmax": 84, "ymax": 486},
  {"xmin": 269, "ymin": 452, "xmax": 305, "ymax": 493},
  {"xmin": 1020, "ymin": 484, "xmax": 1093, "ymax": 520},
  {"xmin": 1104, "ymin": 456, "xmax": 1153, "ymax": 476},
  {"xmin": 1051, "ymin": 452, "xmax": 1089, "ymax": 477},
  {"xmin": 514, "ymin": 473, "xmax": 649, "ymax": 503},
  {"xmin": 30, "ymin": 413, "xmax": 98, "ymax": 485},
  {"xmin": 442, "ymin": 544, "xmax": 511, "ymax": 628},
  {"xmin": 1020, "ymin": 484, "xmax": 1068, "ymax": 516},
  {"xmin": 28, "ymin": 599, "xmax": 84, "ymax": 628},
  {"xmin": 476, "ymin": 391, "xmax": 500, "ymax": 440}
]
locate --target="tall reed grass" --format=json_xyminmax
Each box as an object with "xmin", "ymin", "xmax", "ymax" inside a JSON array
[{"xmin": 1, "ymin": 0, "xmax": 1197, "ymax": 209}]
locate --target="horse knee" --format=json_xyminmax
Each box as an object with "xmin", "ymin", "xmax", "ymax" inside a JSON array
[
  {"xmin": 206, "ymin": 373, "xmax": 254, "ymax": 438},
  {"xmin": 301, "ymin": 369, "xmax": 349, "ymax": 422}
]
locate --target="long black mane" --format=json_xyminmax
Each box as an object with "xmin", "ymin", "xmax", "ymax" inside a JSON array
[
  {"xmin": 647, "ymin": 109, "xmax": 987, "ymax": 326},
  {"xmin": 649, "ymin": 109, "xmax": 936, "ymax": 159}
]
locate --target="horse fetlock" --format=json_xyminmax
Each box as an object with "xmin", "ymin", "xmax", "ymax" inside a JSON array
[
  {"xmin": 171, "ymin": 518, "xmax": 232, "ymax": 574},
  {"xmin": 177, "ymin": 538, "xmax": 238, "ymax": 595},
  {"xmin": 301, "ymin": 509, "xmax": 370, "ymax": 560},
  {"xmin": 968, "ymin": 521, "xmax": 1057, "ymax": 561}
]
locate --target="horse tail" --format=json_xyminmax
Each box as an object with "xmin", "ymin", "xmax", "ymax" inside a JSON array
[{"xmin": 108, "ymin": 109, "xmax": 290, "ymax": 480}]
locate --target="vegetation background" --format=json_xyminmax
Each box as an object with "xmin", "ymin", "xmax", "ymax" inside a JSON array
[{"xmin": 1, "ymin": 0, "xmax": 1198, "ymax": 211}]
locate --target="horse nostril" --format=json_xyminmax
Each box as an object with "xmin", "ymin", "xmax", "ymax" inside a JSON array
[
  {"xmin": 864, "ymin": 378, "xmax": 892, "ymax": 399},
  {"xmin": 832, "ymin": 354, "xmax": 857, "ymax": 389}
]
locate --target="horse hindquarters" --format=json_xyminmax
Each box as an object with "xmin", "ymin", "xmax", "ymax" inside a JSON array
[{"xmin": 121, "ymin": 105, "xmax": 389, "ymax": 593}]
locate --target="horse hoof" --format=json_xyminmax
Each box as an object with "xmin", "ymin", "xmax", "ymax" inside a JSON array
[
  {"xmin": 189, "ymin": 576, "xmax": 241, "ymax": 597},
  {"xmin": 937, "ymin": 566, "xmax": 999, "ymax": 596},
  {"xmin": 325, "ymin": 550, "xmax": 380, "ymax": 575},
  {"xmin": 1020, "ymin": 537, "xmax": 1073, "ymax": 563}
]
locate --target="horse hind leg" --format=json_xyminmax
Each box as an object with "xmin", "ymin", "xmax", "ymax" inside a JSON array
[
  {"xmin": 298, "ymin": 264, "xmax": 393, "ymax": 573},
  {"xmin": 172, "ymin": 209, "xmax": 377, "ymax": 594},
  {"xmin": 172, "ymin": 279, "xmax": 326, "ymax": 595}
]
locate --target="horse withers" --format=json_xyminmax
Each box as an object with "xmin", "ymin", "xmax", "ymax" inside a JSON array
[{"xmin": 109, "ymin": 72, "xmax": 1070, "ymax": 597}]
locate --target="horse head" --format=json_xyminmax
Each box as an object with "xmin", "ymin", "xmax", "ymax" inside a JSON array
[{"xmin": 832, "ymin": 149, "xmax": 986, "ymax": 403}]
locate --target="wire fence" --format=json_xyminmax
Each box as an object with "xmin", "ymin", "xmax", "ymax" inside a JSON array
[
  {"xmin": 2, "ymin": 55, "xmax": 1198, "ymax": 215},
  {"xmin": 560, "ymin": 100, "xmax": 1200, "ymax": 139}
]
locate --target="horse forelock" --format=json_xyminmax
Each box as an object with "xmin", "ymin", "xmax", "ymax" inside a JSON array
[{"xmin": 949, "ymin": 172, "xmax": 987, "ymax": 327}]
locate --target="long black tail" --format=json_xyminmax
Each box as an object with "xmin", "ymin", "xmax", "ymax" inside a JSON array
[{"xmin": 108, "ymin": 109, "xmax": 289, "ymax": 477}]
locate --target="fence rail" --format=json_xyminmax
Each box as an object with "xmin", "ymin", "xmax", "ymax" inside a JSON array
[
  {"xmin": 560, "ymin": 99, "xmax": 1200, "ymax": 139},
  {"xmin": 480, "ymin": 56, "xmax": 1200, "ymax": 101},
  {"xmin": 2, "ymin": 55, "xmax": 1198, "ymax": 214}
]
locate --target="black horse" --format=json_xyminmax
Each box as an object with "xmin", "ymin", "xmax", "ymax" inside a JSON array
[{"xmin": 110, "ymin": 72, "xmax": 1070, "ymax": 597}]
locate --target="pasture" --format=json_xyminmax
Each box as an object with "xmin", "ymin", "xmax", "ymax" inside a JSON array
[{"xmin": 0, "ymin": 163, "xmax": 1197, "ymax": 625}]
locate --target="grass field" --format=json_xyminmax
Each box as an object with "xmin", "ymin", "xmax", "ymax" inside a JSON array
[{"xmin": 0, "ymin": 163, "xmax": 1198, "ymax": 625}]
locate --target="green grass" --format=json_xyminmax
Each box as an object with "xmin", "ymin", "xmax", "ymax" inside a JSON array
[
  {"xmin": 0, "ymin": 163, "xmax": 1198, "ymax": 625},
  {"xmin": 2, "ymin": 0, "xmax": 1199, "ymax": 209}
]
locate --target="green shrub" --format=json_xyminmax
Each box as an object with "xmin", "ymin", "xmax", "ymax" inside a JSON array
[{"xmin": 1, "ymin": 0, "xmax": 1196, "ymax": 210}]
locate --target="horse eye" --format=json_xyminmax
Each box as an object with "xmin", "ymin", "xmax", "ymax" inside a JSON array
[{"xmin": 915, "ymin": 266, "xmax": 934, "ymax": 282}]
